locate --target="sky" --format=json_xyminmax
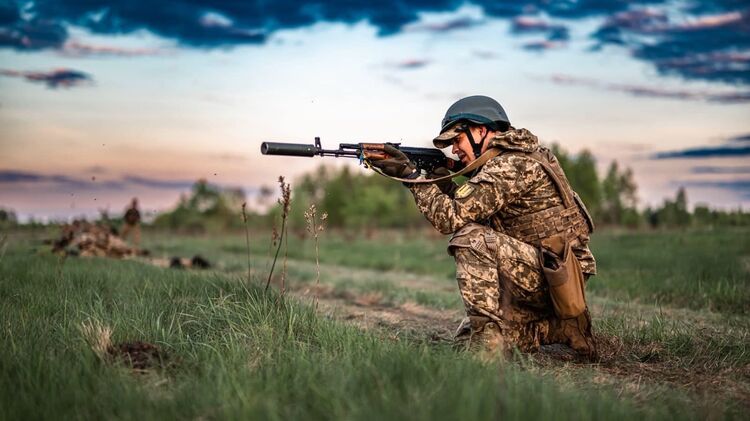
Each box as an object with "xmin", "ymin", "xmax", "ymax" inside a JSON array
[{"xmin": 1, "ymin": 0, "xmax": 749, "ymax": 221}]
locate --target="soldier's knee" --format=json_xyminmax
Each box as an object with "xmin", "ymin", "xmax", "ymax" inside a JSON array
[{"xmin": 448, "ymin": 223, "xmax": 499, "ymax": 259}]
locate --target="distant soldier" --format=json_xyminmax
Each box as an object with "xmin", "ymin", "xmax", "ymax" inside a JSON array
[
  {"xmin": 370, "ymin": 96, "xmax": 598, "ymax": 360},
  {"xmin": 121, "ymin": 198, "xmax": 141, "ymax": 250}
]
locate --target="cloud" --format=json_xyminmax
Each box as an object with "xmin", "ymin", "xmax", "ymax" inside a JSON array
[
  {"xmin": 0, "ymin": 170, "xmax": 207, "ymax": 191},
  {"xmin": 547, "ymin": 74, "xmax": 750, "ymax": 104},
  {"xmin": 1, "ymin": 0, "xmax": 746, "ymax": 88},
  {"xmin": 472, "ymin": 49, "xmax": 500, "ymax": 59},
  {"xmin": 403, "ymin": 16, "xmax": 484, "ymax": 33},
  {"xmin": 59, "ymin": 40, "xmax": 166, "ymax": 58},
  {"xmin": 523, "ymin": 40, "xmax": 566, "ymax": 51},
  {"xmin": 592, "ymin": 6, "xmax": 750, "ymax": 85},
  {"xmin": 0, "ymin": 17, "xmax": 68, "ymax": 50},
  {"xmin": 390, "ymin": 58, "xmax": 431, "ymax": 69},
  {"xmin": 0, "ymin": 2, "xmax": 19, "ymax": 26},
  {"xmin": 653, "ymin": 131, "xmax": 750, "ymax": 159},
  {"xmin": 728, "ymin": 133, "xmax": 750, "ymax": 143},
  {"xmin": 653, "ymin": 146, "xmax": 750, "ymax": 159},
  {"xmin": 691, "ymin": 166, "xmax": 750, "ymax": 174},
  {"xmin": 122, "ymin": 176, "xmax": 196, "ymax": 190},
  {"xmin": 681, "ymin": 179, "xmax": 750, "ymax": 199},
  {"xmin": 0, "ymin": 68, "xmax": 93, "ymax": 88},
  {"xmin": 0, "ymin": 0, "xmax": 636, "ymax": 52},
  {"xmin": 511, "ymin": 16, "xmax": 569, "ymax": 41},
  {"xmin": 0, "ymin": 170, "xmax": 123, "ymax": 189}
]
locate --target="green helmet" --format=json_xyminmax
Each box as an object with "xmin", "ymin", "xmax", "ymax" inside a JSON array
[{"xmin": 433, "ymin": 95, "xmax": 510, "ymax": 149}]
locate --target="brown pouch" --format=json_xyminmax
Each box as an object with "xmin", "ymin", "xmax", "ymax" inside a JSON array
[{"xmin": 539, "ymin": 235, "xmax": 586, "ymax": 319}]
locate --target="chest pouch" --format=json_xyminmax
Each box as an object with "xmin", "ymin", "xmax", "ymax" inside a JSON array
[{"xmin": 539, "ymin": 235, "xmax": 586, "ymax": 319}]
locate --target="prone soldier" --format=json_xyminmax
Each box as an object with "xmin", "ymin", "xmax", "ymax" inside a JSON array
[{"xmin": 370, "ymin": 96, "xmax": 598, "ymax": 360}]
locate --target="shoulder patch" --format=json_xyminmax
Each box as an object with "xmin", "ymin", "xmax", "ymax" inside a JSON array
[{"xmin": 455, "ymin": 183, "xmax": 474, "ymax": 199}]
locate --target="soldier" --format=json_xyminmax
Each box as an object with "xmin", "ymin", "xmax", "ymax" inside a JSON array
[
  {"xmin": 370, "ymin": 96, "xmax": 598, "ymax": 360},
  {"xmin": 120, "ymin": 198, "xmax": 141, "ymax": 250}
]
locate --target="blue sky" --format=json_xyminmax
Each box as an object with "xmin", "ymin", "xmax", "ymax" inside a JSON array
[{"xmin": 1, "ymin": 0, "xmax": 749, "ymax": 221}]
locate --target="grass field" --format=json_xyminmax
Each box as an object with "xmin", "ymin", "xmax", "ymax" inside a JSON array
[{"xmin": 1, "ymin": 227, "xmax": 748, "ymax": 419}]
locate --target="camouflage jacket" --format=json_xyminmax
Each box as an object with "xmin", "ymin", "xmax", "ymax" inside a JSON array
[{"xmin": 408, "ymin": 128, "xmax": 596, "ymax": 274}]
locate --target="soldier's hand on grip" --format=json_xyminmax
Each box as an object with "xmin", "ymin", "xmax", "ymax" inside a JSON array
[{"xmin": 369, "ymin": 144, "xmax": 417, "ymax": 178}]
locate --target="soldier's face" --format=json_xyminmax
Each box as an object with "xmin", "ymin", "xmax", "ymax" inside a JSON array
[{"xmin": 451, "ymin": 126, "xmax": 488, "ymax": 165}]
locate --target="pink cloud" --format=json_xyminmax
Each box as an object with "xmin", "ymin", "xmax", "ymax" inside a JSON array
[
  {"xmin": 547, "ymin": 74, "xmax": 750, "ymax": 104},
  {"xmin": 59, "ymin": 41, "xmax": 165, "ymax": 58},
  {"xmin": 604, "ymin": 8, "xmax": 746, "ymax": 33}
]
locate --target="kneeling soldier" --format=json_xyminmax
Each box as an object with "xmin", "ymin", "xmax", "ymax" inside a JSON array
[{"xmin": 370, "ymin": 96, "xmax": 598, "ymax": 360}]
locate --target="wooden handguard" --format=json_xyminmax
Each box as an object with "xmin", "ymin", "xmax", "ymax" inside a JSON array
[{"xmin": 362, "ymin": 150, "xmax": 389, "ymax": 160}]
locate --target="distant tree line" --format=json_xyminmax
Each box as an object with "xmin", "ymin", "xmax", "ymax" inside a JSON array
[
  {"xmin": 3, "ymin": 148, "xmax": 748, "ymax": 231},
  {"xmin": 151, "ymin": 179, "xmax": 252, "ymax": 233},
  {"xmin": 273, "ymin": 145, "xmax": 749, "ymax": 231},
  {"xmin": 550, "ymin": 144, "xmax": 749, "ymax": 229},
  {"xmin": 276, "ymin": 165, "xmax": 427, "ymax": 234},
  {"xmin": 0, "ymin": 208, "xmax": 18, "ymax": 229}
]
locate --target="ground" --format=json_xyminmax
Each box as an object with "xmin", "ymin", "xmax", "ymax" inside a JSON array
[{"xmin": 1, "ymin": 227, "xmax": 748, "ymax": 419}]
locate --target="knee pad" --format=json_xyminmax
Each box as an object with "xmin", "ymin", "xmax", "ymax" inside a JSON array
[{"xmin": 448, "ymin": 223, "xmax": 498, "ymax": 259}]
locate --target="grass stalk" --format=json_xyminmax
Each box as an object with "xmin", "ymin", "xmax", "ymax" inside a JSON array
[
  {"xmin": 241, "ymin": 202, "xmax": 252, "ymax": 284},
  {"xmin": 266, "ymin": 176, "xmax": 291, "ymax": 293},
  {"xmin": 304, "ymin": 204, "xmax": 327, "ymax": 308}
]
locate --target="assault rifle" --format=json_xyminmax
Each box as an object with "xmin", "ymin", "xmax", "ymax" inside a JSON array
[{"xmin": 260, "ymin": 137, "xmax": 464, "ymax": 173}]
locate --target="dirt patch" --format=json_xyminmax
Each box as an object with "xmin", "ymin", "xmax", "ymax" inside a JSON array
[
  {"xmin": 227, "ymin": 256, "xmax": 750, "ymax": 410},
  {"xmin": 532, "ymin": 333, "xmax": 750, "ymax": 410},
  {"xmin": 292, "ymin": 284, "xmax": 462, "ymax": 342},
  {"xmin": 293, "ymin": 284, "xmax": 749, "ymax": 409},
  {"xmin": 107, "ymin": 341, "xmax": 171, "ymax": 372}
]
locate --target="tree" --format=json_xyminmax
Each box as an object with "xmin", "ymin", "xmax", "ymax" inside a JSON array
[
  {"xmin": 601, "ymin": 161, "xmax": 622, "ymax": 225},
  {"xmin": 152, "ymin": 179, "xmax": 247, "ymax": 232},
  {"xmin": 568, "ymin": 149, "xmax": 602, "ymax": 218},
  {"xmin": 674, "ymin": 187, "xmax": 691, "ymax": 227}
]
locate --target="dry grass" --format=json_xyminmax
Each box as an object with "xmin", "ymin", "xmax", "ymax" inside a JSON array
[
  {"xmin": 79, "ymin": 319, "xmax": 113, "ymax": 361},
  {"xmin": 304, "ymin": 203, "xmax": 327, "ymax": 307},
  {"xmin": 266, "ymin": 176, "xmax": 291, "ymax": 294}
]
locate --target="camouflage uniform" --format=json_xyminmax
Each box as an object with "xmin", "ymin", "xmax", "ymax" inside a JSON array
[
  {"xmin": 121, "ymin": 202, "xmax": 141, "ymax": 249},
  {"xmin": 408, "ymin": 128, "xmax": 596, "ymax": 352},
  {"xmin": 53, "ymin": 220, "xmax": 137, "ymax": 258}
]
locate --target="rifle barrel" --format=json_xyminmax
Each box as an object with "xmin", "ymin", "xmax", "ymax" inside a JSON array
[{"xmin": 260, "ymin": 142, "xmax": 318, "ymax": 157}]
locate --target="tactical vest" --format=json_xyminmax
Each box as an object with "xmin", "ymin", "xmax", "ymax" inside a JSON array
[{"xmin": 493, "ymin": 147, "xmax": 595, "ymax": 248}]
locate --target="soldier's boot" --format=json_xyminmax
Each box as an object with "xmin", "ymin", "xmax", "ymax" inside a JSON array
[
  {"xmin": 546, "ymin": 309, "xmax": 598, "ymax": 361},
  {"xmin": 454, "ymin": 316, "xmax": 506, "ymax": 356}
]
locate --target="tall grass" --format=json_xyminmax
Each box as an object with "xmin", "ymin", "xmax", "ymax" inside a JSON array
[
  {"xmin": 589, "ymin": 228, "xmax": 750, "ymax": 313},
  {"xmin": 0, "ymin": 246, "xmax": 722, "ymax": 420},
  {"xmin": 146, "ymin": 227, "xmax": 750, "ymax": 313}
]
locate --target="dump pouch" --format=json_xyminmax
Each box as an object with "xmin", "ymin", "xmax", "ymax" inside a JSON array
[{"xmin": 539, "ymin": 235, "xmax": 586, "ymax": 319}]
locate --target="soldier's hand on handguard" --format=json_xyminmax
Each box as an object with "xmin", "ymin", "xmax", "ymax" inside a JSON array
[
  {"xmin": 427, "ymin": 167, "xmax": 458, "ymax": 196},
  {"xmin": 369, "ymin": 144, "xmax": 418, "ymax": 178}
]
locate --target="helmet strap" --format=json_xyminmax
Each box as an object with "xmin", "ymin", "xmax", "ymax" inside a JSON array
[{"xmin": 464, "ymin": 127, "xmax": 489, "ymax": 159}]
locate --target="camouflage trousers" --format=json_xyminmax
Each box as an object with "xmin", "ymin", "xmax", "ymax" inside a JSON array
[{"xmin": 449, "ymin": 223, "xmax": 554, "ymax": 352}]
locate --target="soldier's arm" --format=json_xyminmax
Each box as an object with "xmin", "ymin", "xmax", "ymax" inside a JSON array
[{"xmin": 407, "ymin": 155, "xmax": 538, "ymax": 234}]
